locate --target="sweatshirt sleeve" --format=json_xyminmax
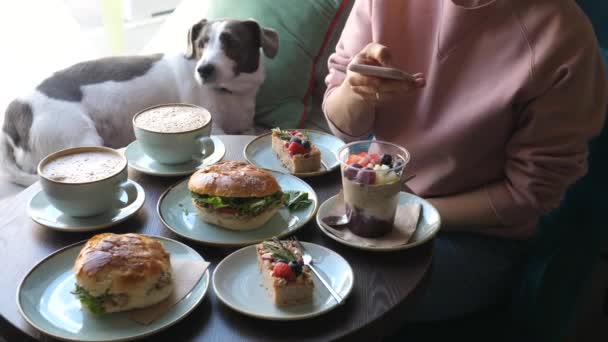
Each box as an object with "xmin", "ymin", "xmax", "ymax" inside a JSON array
[
  {"xmin": 485, "ymin": 36, "xmax": 608, "ymax": 227},
  {"xmin": 322, "ymin": 0, "xmax": 374, "ymax": 141}
]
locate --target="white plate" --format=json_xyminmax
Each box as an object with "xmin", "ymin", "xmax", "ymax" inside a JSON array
[
  {"xmin": 27, "ymin": 180, "xmax": 145, "ymax": 232},
  {"xmin": 213, "ymin": 242, "xmax": 353, "ymax": 320},
  {"xmin": 17, "ymin": 236, "xmax": 210, "ymax": 342},
  {"xmin": 316, "ymin": 192, "xmax": 441, "ymax": 252},
  {"xmin": 243, "ymin": 130, "xmax": 345, "ymax": 177}
]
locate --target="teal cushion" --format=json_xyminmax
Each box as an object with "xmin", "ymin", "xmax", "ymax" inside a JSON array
[
  {"xmin": 576, "ymin": 1, "xmax": 608, "ymax": 47},
  {"xmin": 207, "ymin": 0, "xmax": 349, "ymax": 129}
]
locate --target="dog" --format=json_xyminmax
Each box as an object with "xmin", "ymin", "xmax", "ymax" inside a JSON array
[{"xmin": 1, "ymin": 18, "xmax": 279, "ymax": 186}]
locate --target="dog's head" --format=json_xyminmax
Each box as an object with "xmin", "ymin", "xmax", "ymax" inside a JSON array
[{"xmin": 186, "ymin": 19, "xmax": 279, "ymax": 87}]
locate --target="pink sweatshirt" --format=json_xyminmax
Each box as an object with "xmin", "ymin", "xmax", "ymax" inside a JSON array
[{"xmin": 324, "ymin": 0, "xmax": 608, "ymax": 238}]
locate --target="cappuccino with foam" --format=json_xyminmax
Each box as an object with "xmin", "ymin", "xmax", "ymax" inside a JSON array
[
  {"xmin": 134, "ymin": 105, "xmax": 209, "ymax": 133},
  {"xmin": 41, "ymin": 151, "xmax": 125, "ymax": 183}
]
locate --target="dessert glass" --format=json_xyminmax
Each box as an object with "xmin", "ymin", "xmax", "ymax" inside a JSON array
[{"xmin": 336, "ymin": 140, "xmax": 410, "ymax": 237}]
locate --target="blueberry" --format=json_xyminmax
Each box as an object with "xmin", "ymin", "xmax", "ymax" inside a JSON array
[
  {"xmin": 289, "ymin": 261, "xmax": 302, "ymax": 276},
  {"xmin": 301, "ymin": 140, "xmax": 311, "ymax": 149},
  {"xmin": 393, "ymin": 159, "xmax": 404, "ymax": 170},
  {"xmin": 352, "ymin": 163, "xmax": 363, "ymax": 169},
  {"xmin": 290, "ymin": 137, "xmax": 302, "ymax": 144},
  {"xmin": 380, "ymin": 154, "xmax": 393, "ymax": 166}
]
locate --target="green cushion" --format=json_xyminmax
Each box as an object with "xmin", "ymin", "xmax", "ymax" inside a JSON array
[{"xmin": 207, "ymin": 0, "xmax": 348, "ymax": 129}]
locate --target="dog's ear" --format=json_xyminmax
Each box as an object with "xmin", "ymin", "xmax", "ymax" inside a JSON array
[
  {"xmin": 243, "ymin": 20, "xmax": 279, "ymax": 59},
  {"xmin": 186, "ymin": 19, "xmax": 207, "ymax": 59}
]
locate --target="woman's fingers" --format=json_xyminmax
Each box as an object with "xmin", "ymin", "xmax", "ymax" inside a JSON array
[
  {"xmin": 348, "ymin": 73, "xmax": 382, "ymax": 88},
  {"xmin": 361, "ymin": 43, "xmax": 393, "ymax": 67},
  {"xmin": 349, "ymin": 76, "xmax": 421, "ymax": 93}
]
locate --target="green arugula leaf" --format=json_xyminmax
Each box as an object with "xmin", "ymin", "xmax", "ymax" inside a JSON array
[
  {"xmin": 284, "ymin": 191, "xmax": 312, "ymax": 211},
  {"xmin": 262, "ymin": 241, "xmax": 296, "ymax": 262},
  {"xmin": 271, "ymin": 127, "xmax": 292, "ymax": 140},
  {"xmin": 71, "ymin": 284, "xmax": 106, "ymax": 314}
]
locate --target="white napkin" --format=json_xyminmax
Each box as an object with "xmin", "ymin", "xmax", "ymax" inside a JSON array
[{"xmin": 324, "ymin": 194, "xmax": 421, "ymax": 248}]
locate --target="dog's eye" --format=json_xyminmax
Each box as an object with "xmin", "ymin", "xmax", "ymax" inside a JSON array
[{"xmin": 220, "ymin": 33, "xmax": 238, "ymax": 47}]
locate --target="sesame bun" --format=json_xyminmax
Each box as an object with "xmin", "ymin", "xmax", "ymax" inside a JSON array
[
  {"xmin": 188, "ymin": 161, "xmax": 280, "ymax": 197},
  {"xmin": 192, "ymin": 201, "xmax": 280, "ymax": 231},
  {"xmin": 73, "ymin": 233, "xmax": 173, "ymax": 313}
]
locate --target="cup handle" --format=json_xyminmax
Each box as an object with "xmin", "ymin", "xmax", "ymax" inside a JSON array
[
  {"xmin": 115, "ymin": 180, "xmax": 139, "ymax": 209},
  {"xmin": 194, "ymin": 136, "xmax": 215, "ymax": 162}
]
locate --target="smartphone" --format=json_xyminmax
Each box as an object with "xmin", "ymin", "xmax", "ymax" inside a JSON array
[{"xmin": 348, "ymin": 63, "xmax": 416, "ymax": 82}]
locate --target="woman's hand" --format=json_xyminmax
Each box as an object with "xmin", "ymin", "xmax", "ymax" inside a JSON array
[{"xmin": 346, "ymin": 43, "xmax": 425, "ymax": 103}]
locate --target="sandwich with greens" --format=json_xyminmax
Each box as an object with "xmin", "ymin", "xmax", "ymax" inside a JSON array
[{"xmin": 188, "ymin": 161, "xmax": 286, "ymax": 230}]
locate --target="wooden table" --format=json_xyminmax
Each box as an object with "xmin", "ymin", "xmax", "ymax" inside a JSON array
[{"xmin": 0, "ymin": 135, "xmax": 432, "ymax": 341}]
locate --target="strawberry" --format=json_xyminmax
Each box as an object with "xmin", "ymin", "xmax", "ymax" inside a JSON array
[
  {"xmin": 272, "ymin": 262, "xmax": 295, "ymax": 280},
  {"xmin": 288, "ymin": 142, "xmax": 306, "ymax": 155},
  {"xmin": 346, "ymin": 154, "xmax": 360, "ymax": 165}
]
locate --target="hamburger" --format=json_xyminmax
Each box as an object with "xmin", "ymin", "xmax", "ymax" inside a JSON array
[
  {"xmin": 188, "ymin": 161, "xmax": 285, "ymax": 231},
  {"xmin": 72, "ymin": 233, "xmax": 173, "ymax": 314}
]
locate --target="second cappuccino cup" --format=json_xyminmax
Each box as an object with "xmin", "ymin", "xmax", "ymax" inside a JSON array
[{"xmin": 133, "ymin": 103, "xmax": 215, "ymax": 165}]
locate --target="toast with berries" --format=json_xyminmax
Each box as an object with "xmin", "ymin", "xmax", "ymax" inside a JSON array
[
  {"xmin": 256, "ymin": 239, "xmax": 314, "ymax": 306},
  {"xmin": 271, "ymin": 128, "xmax": 321, "ymax": 174}
]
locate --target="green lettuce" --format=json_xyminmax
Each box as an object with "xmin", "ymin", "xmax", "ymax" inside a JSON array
[
  {"xmin": 191, "ymin": 192, "xmax": 285, "ymax": 217},
  {"xmin": 72, "ymin": 284, "xmax": 107, "ymax": 314},
  {"xmin": 191, "ymin": 190, "xmax": 312, "ymax": 216}
]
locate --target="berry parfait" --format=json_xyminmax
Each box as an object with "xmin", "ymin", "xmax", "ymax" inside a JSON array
[{"xmin": 336, "ymin": 140, "xmax": 410, "ymax": 237}]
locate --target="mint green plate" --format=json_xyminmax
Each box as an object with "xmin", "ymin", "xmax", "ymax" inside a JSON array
[
  {"xmin": 27, "ymin": 180, "xmax": 145, "ymax": 233},
  {"xmin": 244, "ymin": 130, "xmax": 345, "ymax": 177},
  {"xmin": 17, "ymin": 236, "xmax": 210, "ymax": 342},
  {"xmin": 213, "ymin": 242, "xmax": 353, "ymax": 320},
  {"xmin": 125, "ymin": 136, "xmax": 225, "ymax": 177},
  {"xmin": 316, "ymin": 192, "xmax": 441, "ymax": 252},
  {"xmin": 157, "ymin": 172, "xmax": 318, "ymax": 246}
]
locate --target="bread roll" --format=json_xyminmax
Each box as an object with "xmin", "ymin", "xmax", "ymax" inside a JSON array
[{"xmin": 73, "ymin": 233, "xmax": 173, "ymax": 313}]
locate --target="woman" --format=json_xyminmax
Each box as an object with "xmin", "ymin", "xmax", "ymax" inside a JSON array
[{"xmin": 324, "ymin": 0, "xmax": 607, "ymax": 321}]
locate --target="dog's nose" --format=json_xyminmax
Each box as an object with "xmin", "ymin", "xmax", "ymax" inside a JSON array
[{"xmin": 197, "ymin": 64, "xmax": 215, "ymax": 79}]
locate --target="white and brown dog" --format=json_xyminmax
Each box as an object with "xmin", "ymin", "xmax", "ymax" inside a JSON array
[{"xmin": 1, "ymin": 19, "xmax": 278, "ymax": 186}]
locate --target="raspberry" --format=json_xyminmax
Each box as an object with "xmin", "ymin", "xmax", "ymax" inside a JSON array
[
  {"xmin": 272, "ymin": 262, "xmax": 295, "ymax": 280},
  {"xmin": 288, "ymin": 142, "xmax": 306, "ymax": 155},
  {"xmin": 369, "ymin": 153, "xmax": 381, "ymax": 164}
]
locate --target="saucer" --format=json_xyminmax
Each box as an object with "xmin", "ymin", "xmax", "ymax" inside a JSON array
[
  {"xmin": 244, "ymin": 129, "xmax": 345, "ymax": 177},
  {"xmin": 27, "ymin": 180, "xmax": 145, "ymax": 232},
  {"xmin": 125, "ymin": 136, "xmax": 225, "ymax": 177},
  {"xmin": 316, "ymin": 192, "xmax": 441, "ymax": 252}
]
